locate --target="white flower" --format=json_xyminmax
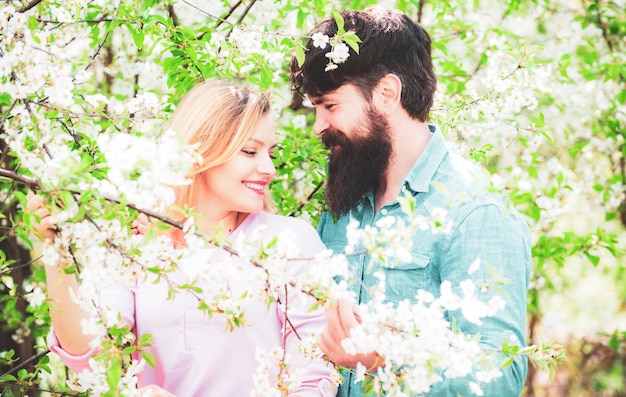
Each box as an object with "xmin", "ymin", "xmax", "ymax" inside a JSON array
[
  {"xmin": 27, "ymin": 287, "xmax": 47, "ymax": 307},
  {"xmin": 468, "ymin": 258, "xmax": 481, "ymax": 275},
  {"xmin": 469, "ymin": 381, "xmax": 484, "ymax": 396},
  {"xmin": 345, "ymin": 219, "xmax": 362, "ymax": 254},
  {"xmin": 41, "ymin": 244, "xmax": 62, "ymax": 266},
  {"xmin": 312, "ymin": 32, "xmax": 330, "ymax": 49},
  {"xmin": 325, "ymin": 63, "xmax": 338, "ymax": 72},
  {"xmin": 476, "ymin": 368, "xmax": 503, "ymax": 383},
  {"xmin": 84, "ymin": 94, "xmax": 109, "ymax": 108},
  {"xmin": 487, "ymin": 295, "xmax": 506, "ymax": 314},
  {"xmin": 325, "ymin": 42, "xmax": 350, "ymax": 64}
]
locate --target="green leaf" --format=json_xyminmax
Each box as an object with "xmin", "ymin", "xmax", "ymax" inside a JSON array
[
  {"xmin": 27, "ymin": 15, "xmax": 38, "ymax": 30},
  {"xmin": 584, "ymin": 251, "xmax": 600, "ymax": 266},
  {"xmin": 0, "ymin": 92, "xmax": 11, "ymax": 106},
  {"xmin": 17, "ymin": 369, "xmax": 28, "ymax": 379},
  {"xmin": 121, "ymin": 346, "xmax": 136, "ymax": 355},
  {"xmin": 501, "ymin": 356, "xmax": 515, "ymax": 368},
  {"xmin": 360, "ymin": 374, "xmax": 376, "ymax": 395},
  {"xmin": 332, "ymin": 11, "xmax": 345, "ymax": 32},
  {"xmin": 295, "ymin": 40, "xmax": 306, "ymax": 67},
  {"xmin": 137, "ymin": 333, "xmax": 153, "ymax": 347},
  {"xmin": 343, "ymin": 32, "xmax": 361, "ymax": 54},
  {"xmin": 141, "ymin": 350, "xmax": 157, "ymax": 368},
  {"xmin": 106, "ymin": 359, "xmax": 122, "ymax": 393},
  {"xmin": 525, "ymin": 44, "xmax": 544, "ymax": 55},
  {"xmin": 259, "ymin": 63, "xmax": 273, "ymax": 90},
  {"xmin": 0, "ymin": 374, "xmax": 17, "ymax": 382}
]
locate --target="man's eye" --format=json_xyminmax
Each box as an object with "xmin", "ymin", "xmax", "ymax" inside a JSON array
[{"xmin": 325, "ymin": 104, "xmax": 335, "ymax": 110}]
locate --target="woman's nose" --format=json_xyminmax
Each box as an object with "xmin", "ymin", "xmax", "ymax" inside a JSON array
[{"xmin": 258, "ymin": 153, "xmax": 276, "ymax": 177}]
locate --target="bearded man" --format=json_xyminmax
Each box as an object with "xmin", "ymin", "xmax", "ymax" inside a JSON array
[{"xmin": 291, "ymin": 7, "xmax": 531, "ymax": 397}]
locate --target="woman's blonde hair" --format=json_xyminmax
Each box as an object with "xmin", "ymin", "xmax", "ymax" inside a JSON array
[{"xmin": 168, "ymin": 80, "xmax": 275, "ymax": 222}]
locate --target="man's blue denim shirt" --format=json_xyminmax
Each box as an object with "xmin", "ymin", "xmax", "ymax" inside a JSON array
[{"xmin": 318, "ymin": 125, "xmax": 531, "ymax": 397}]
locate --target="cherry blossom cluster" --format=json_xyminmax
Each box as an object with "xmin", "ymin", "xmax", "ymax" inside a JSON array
[
  {"xmin": 96, "ymin": 128, "xmax": 197, "ymax": 212},
  {"xmin": 311, "ymin": 32, "xmax": 352, "ymax": 72}
]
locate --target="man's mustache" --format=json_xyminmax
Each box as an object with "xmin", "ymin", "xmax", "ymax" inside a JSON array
[{"xmin": 321, "ymin": 129, "xmax": 350, "ymax": 150}]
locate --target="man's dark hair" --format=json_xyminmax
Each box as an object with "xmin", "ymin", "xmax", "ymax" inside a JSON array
[{"xmin": 291, "ymin": 7, "xmax": 437, "ymax": 122}]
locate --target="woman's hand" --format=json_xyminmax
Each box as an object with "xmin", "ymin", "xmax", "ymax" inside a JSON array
[
  {"xmin": 26, "ymin": 191, "xmax": 96, "ymax": 355},
  {"xmin": 26, "ymin": 192, "xmax": 58, "ymax": 241},
  {"xmin": 131, "ymin": 213, "xmax": 151, "ymax": 235}
]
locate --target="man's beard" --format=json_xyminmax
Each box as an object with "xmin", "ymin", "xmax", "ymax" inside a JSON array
[{"xmin": 322, "ymin": 108, "xmax": 392, "ymax": 218}]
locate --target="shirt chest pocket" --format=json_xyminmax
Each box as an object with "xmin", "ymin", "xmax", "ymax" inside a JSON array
[
  {"xmin": 324, "ymin": 238, "xmax": 348, "ymax": 255},
  {"xmin": 380, "ymin": 252, "xmax": 431, "ymax": 303}
]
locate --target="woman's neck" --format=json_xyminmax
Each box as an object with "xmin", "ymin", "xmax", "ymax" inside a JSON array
[
  {"xmin": 170, "ymin": 211, "xmax": 248, "ymax": 249},
  {"xmin": 206, "ymin": 211, "xmax": 240, "ymax": 236}
]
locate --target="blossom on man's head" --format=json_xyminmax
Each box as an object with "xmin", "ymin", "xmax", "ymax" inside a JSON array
[
  {"xmin": 312, "ymin": 32, "xmax": 330, "ymax": 49},
  {"xmin": 324, "ymin": 63, "xmax": 338, "ymax": 72},
  {"xmin": 325, "ymin": 42, "xmax": 350, "ymax": 64}
]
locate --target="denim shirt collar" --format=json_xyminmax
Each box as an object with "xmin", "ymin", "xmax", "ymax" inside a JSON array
[
  {"xmin": 360, "ymin": 124, "xmax": 447, "ymax": 210},
  {"xmin": 404, "ymin": 124, "xmax": 448, "ymax": 195}
]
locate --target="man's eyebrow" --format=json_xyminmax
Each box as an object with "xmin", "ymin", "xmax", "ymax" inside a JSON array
[{"xmin": 309, "ymin": 95, "xmax": 329, "ymax": 105}]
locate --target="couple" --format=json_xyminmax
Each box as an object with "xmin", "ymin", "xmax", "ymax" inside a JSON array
[{"xmin": 29, "ymin": 7, "xmax": 531, "ymax": 397}]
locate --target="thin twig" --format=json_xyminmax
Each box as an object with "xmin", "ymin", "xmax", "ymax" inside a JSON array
[
  {"xmin": 1, "ymin": 256, "xmax": 42, "ymax": 275},
  {"xmin": 225, "ymin": 0, "xmax": 258, "ymax": 40},
  {"xmin": 288, "ymin": 181, "xmax": 323, "ymax": 217},
  {"xmin": 181, "ymin": 0, "xmax": 304, "ymax": 39},
  {"xmin": 215, "ymin": 0, "xmax": 243, "ymax": 29},
  {"xmin": 0, "ymin": 349, "xmax": 50, "ymax": 378},
  {"xmin": 167, "ymin": 4, "xmax": 179, "ymax": 27}
]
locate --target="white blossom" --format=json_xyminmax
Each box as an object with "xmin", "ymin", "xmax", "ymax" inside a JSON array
[
  {"xmin": 325, "ymin": 42, "xmax": 350, "ymax": 64},
  {"xmin": 312, "ymin": 32, "xmax": 330, "ymax": 49}
]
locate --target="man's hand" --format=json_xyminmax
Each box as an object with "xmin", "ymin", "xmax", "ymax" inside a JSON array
[{"xmin": 318, "ymin": 298, "xmax": 383, "ymax": 371}]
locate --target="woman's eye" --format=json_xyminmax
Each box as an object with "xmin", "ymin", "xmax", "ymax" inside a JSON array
[{"xmin": 242, "ymin": 150, "xmax": 257, "ymax": 156}]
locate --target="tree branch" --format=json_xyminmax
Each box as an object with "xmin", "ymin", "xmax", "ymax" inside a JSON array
[
  {"xmin": 0, "ymin": 348, "xmax": 50, "ymax": 378},
  {"xmin": 18, "ymin": 0, "xmax": 43, "ymax": 13},
  {"xmin": 0, "ymin": 168, "xmax": 42, "ymax": 191}
]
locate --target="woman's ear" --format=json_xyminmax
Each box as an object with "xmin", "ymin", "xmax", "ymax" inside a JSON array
[{"xmin": 374, "ymin": 73, "xmax": 402, "ymax": 115}]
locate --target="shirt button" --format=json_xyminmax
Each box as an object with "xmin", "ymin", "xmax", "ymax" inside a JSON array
[
  {"xmin": 187, "ymin": 326, "xmax": 192, "ymax": 331},
  {"xmin": 381, "ymin": 209, "xmax": 388, "ymax": 215}
]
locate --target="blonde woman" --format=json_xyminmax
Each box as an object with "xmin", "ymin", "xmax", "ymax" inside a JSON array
[{"xmin": 28, "ymin": 81, "xmax": 337, "ymax": 396}]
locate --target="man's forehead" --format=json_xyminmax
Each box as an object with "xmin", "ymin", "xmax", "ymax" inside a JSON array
[{"xmin": 307, "ymin": 88, "xmax": 346, "ymax": 104}]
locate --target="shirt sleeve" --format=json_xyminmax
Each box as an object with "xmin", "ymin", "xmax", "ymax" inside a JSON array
[
  {"xmin": 47, "ymin": 284, "xmax": 136, "ymax": 373},
  {"xmin": 47, "ymin": 329, "xmax": 98, "ymax": 373},
  {"xmin": 431, "ymin": 202, "xmax": 531, "ymax": 396},
  {"xmin": 277, "ymin": 219, "xmax": 339, "ymax": 397}
]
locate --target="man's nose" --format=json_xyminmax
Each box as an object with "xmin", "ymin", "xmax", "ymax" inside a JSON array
[{"xmin": 312, "ymin": 114, "xmax": 329, "ymax": 136}]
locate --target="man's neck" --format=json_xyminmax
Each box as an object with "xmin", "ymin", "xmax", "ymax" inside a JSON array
[{"xmin": 374, "ymin": 120, "xmax": 432, "ymax": 212}]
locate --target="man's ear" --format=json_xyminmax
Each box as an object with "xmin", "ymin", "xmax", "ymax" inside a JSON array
[{"xmin": 375, "ymin": 74, "xmax": 402, "ymax": 115}]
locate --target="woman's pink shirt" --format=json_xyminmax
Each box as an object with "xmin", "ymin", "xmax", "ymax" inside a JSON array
[{"xmin": 48, "ymin": 212, "xmax": 338, "ymax": 396}]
